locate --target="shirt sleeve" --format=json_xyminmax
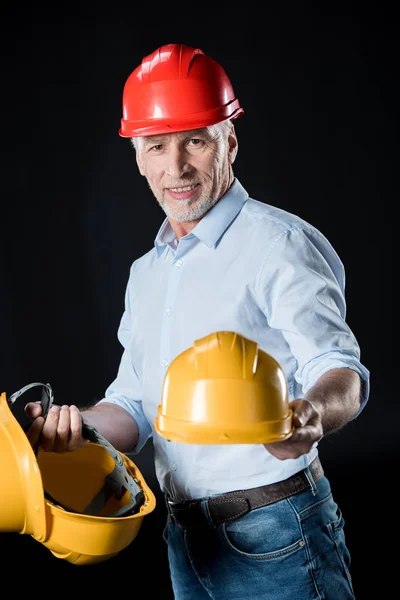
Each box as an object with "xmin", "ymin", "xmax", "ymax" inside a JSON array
[
  {"xmin": 257, "ymin": 225, "xmax": 370, "ymax": 418},
  {"xmin": 96, "ymin": 265, "xmax": 152, "ymax": 453}
]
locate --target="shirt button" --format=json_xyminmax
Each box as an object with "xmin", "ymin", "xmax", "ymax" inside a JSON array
[
  {"xmin": 161, "ymin": 359, "xmax": 169, "ymax": 368},
  {"xmin": 165, "ymin": 308, "xmax": 172, "ymax": 316},
  {"xmin": 175, "ymin": 259, "xmax": 183, "ymax": 267},
  {"xmin": 170, "ymin": 463, "xmax": 177, "ymax": 471}
]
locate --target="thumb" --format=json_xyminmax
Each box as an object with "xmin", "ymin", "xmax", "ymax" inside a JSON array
[{"xmin": 24, "ymin": 401, "xmax": 43, "ymax": 420}]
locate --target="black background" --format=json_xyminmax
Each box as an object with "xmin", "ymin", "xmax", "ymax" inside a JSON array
[{"xmin": 0, "ymin": 3, "xmax": 395, "ymax": 598}]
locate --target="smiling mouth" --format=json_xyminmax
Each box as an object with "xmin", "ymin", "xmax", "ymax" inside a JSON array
[
  {"xmin": 167, "ymin": 183, "xmax": 198, "ymax": 193},
  {"xmin": 165, "ymin": 183, "xmax": 200, "ymax": 201}
]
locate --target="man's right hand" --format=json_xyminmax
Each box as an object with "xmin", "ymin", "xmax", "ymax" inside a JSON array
[{"xmin": 24, "ymin": 402, "xmax": 88, "ymax": 453}]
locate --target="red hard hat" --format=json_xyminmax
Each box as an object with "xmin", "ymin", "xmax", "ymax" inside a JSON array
[{"xmin": 119, "ymin": 43, "xmax": 244, "ymax": 138}]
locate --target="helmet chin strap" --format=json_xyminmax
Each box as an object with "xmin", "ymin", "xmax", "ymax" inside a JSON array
[
  {"xmin": 9, "ymin": 381, "xmax": 55, "ymax": 431},
  {"xmin": 8, "ymin": 382, "xmax": 145, "ymax": 518}
]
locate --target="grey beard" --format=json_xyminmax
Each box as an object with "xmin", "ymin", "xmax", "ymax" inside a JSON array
[{"xmin": 159, "ymin": 195, "xmax": 217, "ymax": 222}]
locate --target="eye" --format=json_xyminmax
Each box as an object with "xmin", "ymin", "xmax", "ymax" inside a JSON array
[
  {"xmin": 149, "ymin": 144, "xmax": 163, "ymax": 152},
  {"xmin": 188, "ymin": 138, "xmax": 204, "ymax": 147}
]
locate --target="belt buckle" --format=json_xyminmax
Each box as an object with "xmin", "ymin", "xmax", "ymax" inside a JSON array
[
  {"xmin": 167, "ymin": 499, "xmax": 180, "ymax": 507},
  {"xmin": 167, "ymin": 496, "xmax": 209, "ymax": 507}
]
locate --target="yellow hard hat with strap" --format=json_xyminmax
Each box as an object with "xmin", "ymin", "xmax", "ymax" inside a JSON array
[{"xmin": 0, "ymin": 382, "xmax": 156, "ymax": 564}]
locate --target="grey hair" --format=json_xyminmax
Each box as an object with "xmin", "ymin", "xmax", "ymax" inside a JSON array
[{"xmin": 130, "ymin": 119, "xmax": 234, "ymax": 151}]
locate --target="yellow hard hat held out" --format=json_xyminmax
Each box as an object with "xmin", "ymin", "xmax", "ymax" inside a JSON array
[
  {"xmin": 155, "ymin": 331, "xmax": 294, "ymax": 444},
  {"xmin": 0, "ymin": 382, "xmax": 156, "ymax": 565}
]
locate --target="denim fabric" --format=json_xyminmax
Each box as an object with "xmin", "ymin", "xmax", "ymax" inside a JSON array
[{"xmin": 163, "ymin": 475, "xmax": 355, "ymax": 600}]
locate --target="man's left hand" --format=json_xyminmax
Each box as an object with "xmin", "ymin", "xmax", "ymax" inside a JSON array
[{"xmin": 264, "ymin": 398, "xmax": 323, "ymax": 460}]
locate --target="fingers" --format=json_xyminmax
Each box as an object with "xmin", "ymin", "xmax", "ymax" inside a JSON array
[
  {"xmin": 23, "ymin": 401, "xmax": 85, "ymax": 453},
  {"xmin": 264, "ymin": 399, "xmax": 323, "ymax": 460},
  {"xmin": 26, "ymin": 415, "xmax": 45, "ymax": 448},
  {"xmin": 40, "ymin": 404, "xmax": 85, "ymax": 453},
  {"xmin": 52, "ymin": 405, "xmax": 71, "ymax": 453},
  {"xmin": 24, "ymin": 400, "xmax": 43, "ymax": 420},
  {"xmin": 69, "ymin": 405, "xmax": 84, "ymax": 449},
  {"xmin": 290, "ymin": 401, "xmax": 323, "ymax": 445},
  {"xmin": 291, "ymin": 398, "xmax": 317, "ymax": 428},
  {"xmin": 41, "ymin": 405, "xmax": 62, "ymax": 451},
  {"xmin": 25, "ymin": 401, "xmax": 45, "ymax": 449}
]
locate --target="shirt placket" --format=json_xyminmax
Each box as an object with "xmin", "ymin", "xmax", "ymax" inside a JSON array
[{"xmin": 159, "ymin": 237, "xmax": 195, "ymax": 480}]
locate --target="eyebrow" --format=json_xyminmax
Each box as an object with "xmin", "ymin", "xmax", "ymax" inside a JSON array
[
  {"xmin": 142, "ymin": 136, "xmax": 165, "ymax": 148},
  {"xmin": 142, "ymin": 129, "xmax": 210, "ymax": 148}
]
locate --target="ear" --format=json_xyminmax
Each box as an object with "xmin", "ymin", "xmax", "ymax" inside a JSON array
[{"xmin": 227, "ymin": 126, "xmax": 238, "ymax": 165}]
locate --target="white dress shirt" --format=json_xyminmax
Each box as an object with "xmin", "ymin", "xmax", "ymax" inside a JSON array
[{"xmin": 97, "ymin": 178, "xmax": 370, "ymax": 500}]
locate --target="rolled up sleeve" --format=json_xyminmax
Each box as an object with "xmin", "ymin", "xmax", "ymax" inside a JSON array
[
  {"xmin": 258, "ymin": 226, "xmax": 370, "ymax": 416},
  {"xmin": 96, "ymin": 272, "xmax": 152, "ymax": 453}
]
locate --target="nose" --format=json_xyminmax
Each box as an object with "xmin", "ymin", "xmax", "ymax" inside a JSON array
[{"xmin": 165, "ymin": 145, "xmax": 191, "ymax": 179}]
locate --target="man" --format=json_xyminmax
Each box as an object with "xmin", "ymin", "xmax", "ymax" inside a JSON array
[{"xmin": 27, "ymin": 43, "xmax": 370, "ymax": 599}]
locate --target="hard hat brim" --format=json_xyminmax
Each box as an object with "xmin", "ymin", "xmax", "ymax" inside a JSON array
[
  {"xmin": 155, "ymin": 408, "xmax": 294, "ymax": 444},
  {"xmin": 119, "ymin": 105, "xmax": 244, "ymax": 138}
]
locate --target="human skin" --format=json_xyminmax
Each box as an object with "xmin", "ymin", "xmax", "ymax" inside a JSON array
[{"xmin": 134, "ymin": 122, "xmax": 238, "ymax": 240}]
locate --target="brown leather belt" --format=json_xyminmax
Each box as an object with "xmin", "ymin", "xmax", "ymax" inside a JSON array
[{"xmin": 166, "ymin": 456, "xmax": 324, "ymax": 529}]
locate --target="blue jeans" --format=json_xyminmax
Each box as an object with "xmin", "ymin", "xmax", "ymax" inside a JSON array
[{"xmin": 163, "ymin": 475, "xmax": 355, "ymax": 599}]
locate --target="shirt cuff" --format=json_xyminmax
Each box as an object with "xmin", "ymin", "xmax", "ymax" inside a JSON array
[
  {"xmin": 95, "ymin": 397, "xmax": 152, "ymax": 454},
  {"xmin": 300, "ymin": 352, "xmax": 370, "ymax": 419}
]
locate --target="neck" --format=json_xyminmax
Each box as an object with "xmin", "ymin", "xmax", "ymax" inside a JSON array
[{"xmin": 169, "ymin": 218, "xmax": 199, "ymax": 241}]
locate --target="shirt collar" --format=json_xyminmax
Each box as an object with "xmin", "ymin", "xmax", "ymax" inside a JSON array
[{"xmin": 154, "ymin": 178, "xmax": 249, "ymax": 256}]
